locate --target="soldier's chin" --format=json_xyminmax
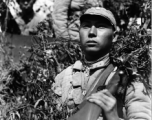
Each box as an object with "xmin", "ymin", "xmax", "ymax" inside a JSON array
[
  {"xmin": 84, "ymin": 48, "xmax": 100, "ymax": 54},
  {"xmin": 85, "ymin": 48, "xmax": 109, "ymax": 56}
]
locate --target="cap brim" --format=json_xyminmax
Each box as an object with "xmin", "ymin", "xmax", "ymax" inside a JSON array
[{"xmin": 80, "ymin": 14, "xmax": 115, "ymax": 30}]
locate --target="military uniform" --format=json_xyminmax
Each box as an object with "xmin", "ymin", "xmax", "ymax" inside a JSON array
[{"xmin": 52, "ymin": 54, "xmax": 151, "ymax": 120}]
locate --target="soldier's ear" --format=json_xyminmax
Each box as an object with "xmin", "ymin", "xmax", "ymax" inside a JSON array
[{"xmin": 112, "ymin": 31, "xmax": 119, "ymax": 42}]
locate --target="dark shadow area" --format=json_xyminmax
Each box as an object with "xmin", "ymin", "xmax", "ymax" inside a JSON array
[
  {"xmin": 0, "ymin": 2, "xmax": 21, "ymax": 34},
  {"xmin": 16, "ymin": 0, "xmax": 36, "ymax": 24}
]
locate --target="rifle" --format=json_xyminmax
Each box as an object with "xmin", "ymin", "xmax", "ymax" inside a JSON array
[{"xmin": 67, "ymin": 64, "xmax": 125, "ymax": 120}]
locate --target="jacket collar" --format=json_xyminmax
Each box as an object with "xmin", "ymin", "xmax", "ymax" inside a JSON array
[{"xmin": 73, "ymin": 54, "xmax": 110, "ymax": 71}]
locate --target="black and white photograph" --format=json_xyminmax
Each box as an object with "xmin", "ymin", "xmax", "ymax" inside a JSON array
[{"xmin": 0, "ymin": 0, "xmax": 151, "ymax": 120}]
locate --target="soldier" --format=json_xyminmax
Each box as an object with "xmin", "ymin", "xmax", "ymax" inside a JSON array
[{"xmin": 52, "ymin": 7, "xmax": 151, "ymax": 120}]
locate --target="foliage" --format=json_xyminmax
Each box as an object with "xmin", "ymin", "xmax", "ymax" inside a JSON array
[
  {"xmin": 0, "ymin": 21, "xmax": 151, "ymax": 120},
  {"xmin": 0, "ymin": 1, "xmax": 151, "ymax": 120},
  {"xmin": 0, "ymin": 19, "xmax": 82, "ymax": 119},
  {"xmin": 110, "ymin": 26, "xmax": 151, "ymax": 89}
]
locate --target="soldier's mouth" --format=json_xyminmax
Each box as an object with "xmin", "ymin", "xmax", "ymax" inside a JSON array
[
  {"xmin": 86, "ymin": 40, "xmax": 97, "ymax": 43},
  {"xmin": 86, "ymin": 40, "xmax": 97, "ymax": 45}
]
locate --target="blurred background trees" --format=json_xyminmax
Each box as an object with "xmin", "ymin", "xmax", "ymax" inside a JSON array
[
  {"xmin": 0, "ymin": 0, "xmax": 151, "ymax": 36},
  {"xmin": 0, "ymin": 0, "xmax": 54, "ymax": 35}
]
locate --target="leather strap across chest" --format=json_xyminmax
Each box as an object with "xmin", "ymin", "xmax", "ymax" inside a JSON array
[{"xmin": 68, "ymin": 64, "xmax": 126, "ymax": 120}]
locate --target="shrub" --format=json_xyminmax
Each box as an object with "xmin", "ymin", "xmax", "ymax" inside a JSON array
[{"xmin": 0, "ymin": 1, "xmax": 151, "ymax": 120}]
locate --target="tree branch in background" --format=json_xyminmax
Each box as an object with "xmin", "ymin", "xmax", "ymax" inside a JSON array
[{"xmin": 3, "ymin": 0, "xmax": 9, "ymax": 36}]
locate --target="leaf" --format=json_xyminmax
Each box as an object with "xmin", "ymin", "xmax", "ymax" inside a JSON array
[
  {"xmin": 15, "ymin": 111, "xmax": 20, "ymax": 119},
  {"xmin": 34, "ymin": 99, "xmax": 43, "ymax": 108}
]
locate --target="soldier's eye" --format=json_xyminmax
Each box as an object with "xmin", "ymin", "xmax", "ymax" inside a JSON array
[
  {"xmin": 81, "ymin": 23, "xmax": 90, "ymax": 28},
  {"xmin": 97, "ymin": 24, "xmax": 106, "ymax": 28}
]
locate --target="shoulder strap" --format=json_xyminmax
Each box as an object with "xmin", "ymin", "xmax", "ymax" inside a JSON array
[
  {"xmin": 85, "ymin": 64, "xmax": 115, "ymax": 99},
  {"xmin": 78, "ymin": 64, "xmax": 115, "ymax": 109},
  {"xmin": 68, "ymin": 65, "xmax": 128, "ymax": 120}
]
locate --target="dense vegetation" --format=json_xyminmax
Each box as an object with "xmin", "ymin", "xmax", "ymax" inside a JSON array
[{"xmin": 0, "ymin": 0, "xmax": 151, "ymax": 119}]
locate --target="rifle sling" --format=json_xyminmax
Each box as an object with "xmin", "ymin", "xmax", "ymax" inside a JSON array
[{"xmin": 78, "ymin": 64, "xmax": 115, "ymax": 109}]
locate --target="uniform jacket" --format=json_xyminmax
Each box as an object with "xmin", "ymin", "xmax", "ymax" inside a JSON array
[
  {"xmin": 52, "ymin": 0, "xmax": 103, "ymax": 40},
  {"xmin": 52, "ymin": 58, "xmax": 151, "ymax": 120}
]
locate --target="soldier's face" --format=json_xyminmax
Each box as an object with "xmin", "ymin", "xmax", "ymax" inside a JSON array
[{"xmin": 79, "ymin": 15, "xmax": 114, "ymax": 57}]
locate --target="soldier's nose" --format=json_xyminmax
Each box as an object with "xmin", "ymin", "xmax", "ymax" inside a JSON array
[{"xmin": 88, "ymin": 26, "xmax": 97, "ymax": 38}]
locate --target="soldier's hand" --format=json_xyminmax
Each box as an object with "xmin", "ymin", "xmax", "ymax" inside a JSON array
[{"xmin": 87, "ymin": 89, "xmax": 119, "ymax": 120}]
